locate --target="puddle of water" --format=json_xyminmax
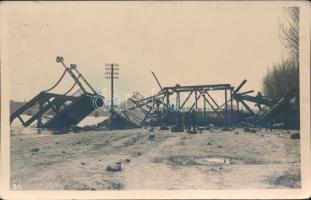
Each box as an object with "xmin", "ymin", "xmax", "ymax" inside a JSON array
[
  {"xmin": 194, "ymin": 157, "xmax": 232, "ymax": 165},
  {"xmin": 166, "ymin": 155, "xmax": 238, "ymax": 166},
  {"xmin": 164, "ymin": 155, "xmax": 264, "ymax": 166},
  {"xmin": 168, "ymin": 156, "xmax": 195, "ymax": 166}
]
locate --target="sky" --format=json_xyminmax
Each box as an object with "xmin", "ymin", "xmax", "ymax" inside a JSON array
[{"xmin": 2, "ymin": 1, "xmax": 290, "ymax": 102}]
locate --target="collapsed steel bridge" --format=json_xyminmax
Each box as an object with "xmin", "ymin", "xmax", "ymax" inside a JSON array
[
  {"xmin": 10, "ymin": 60, "xmax": 294, "ymax": 130},
  {"xmin": 10, "ymin": 57, "xmax": 104, "ymax": 129},
  {"xmin": 111, "ymin": 73, "xmax": 294, "ymax": 129}
]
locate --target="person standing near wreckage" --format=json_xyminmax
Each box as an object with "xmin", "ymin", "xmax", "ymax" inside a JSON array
[
  {"xmin": 266, "ymin": 121, "xmax": 273, "ymax": 132},
  {"xmin": 190, "ymin": 110, "xmax": 196, "ymax": 131}
]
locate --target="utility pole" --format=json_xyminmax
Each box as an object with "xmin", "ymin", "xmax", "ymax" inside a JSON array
[{"xmin": 105, "ymin": 63, "xmax": 119, "ymax": 130}]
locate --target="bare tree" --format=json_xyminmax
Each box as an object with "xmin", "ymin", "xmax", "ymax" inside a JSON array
[
  {"xmin": 263, "ymin": 59, "xmax": 299, "ymax": 99},
  {"xmin": 261, "ymin": 7, "xmax": 300, "ymax": 129},
  {"xmin": 263, "ymin": 7, "xmax": 300, "ymax": 98},
  {"xmin": 279, "ymin": 7, "xmax": 299, "ymax": 63}
]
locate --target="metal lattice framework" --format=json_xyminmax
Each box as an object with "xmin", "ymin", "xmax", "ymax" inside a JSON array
[
  {"xmin": 10, "ymin": 57, "xmax": 104, "ymax": 129},
  {"xmin": 113, "ymin": 74, "xmax": 292, "ymax": 127}
]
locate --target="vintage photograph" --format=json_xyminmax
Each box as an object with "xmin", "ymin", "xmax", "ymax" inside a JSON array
[{"xmin": 1, "ymin": 1, "xmax": 310, "ymax": 197}]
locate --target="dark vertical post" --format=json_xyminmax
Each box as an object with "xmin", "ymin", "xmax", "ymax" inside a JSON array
[
  {"xmin": 230, "ymin": 88, "xmax": 233, "ymax": 125},
  {"xmin": 230, "ymin": 88, "xmax": 233, "ymax": 112},
  {"xmin": 166, "ymin": 91, "xmax": 169, "ymax": 109},
  {"xmin": 105, "ymin": 63, "xmax": 119, "ymax": 130},
  {"xmin": 56, "ymin": 103, "xmax": 60, "ymax": 113},
  {"xmin": 203, "ymin": 96, "xmax": 207, "ymax": 117},
  {"xmin": 110, "ymin": 64, "xmax": 114, "ymax": 130},
  {"xmin": 38, "ymin": 99, "xmax": 43, "ymax": 128},
  {"xmin": 224, "ymin": 88, "xmax": 228, "ymax": 126},
  {"xmin": 166, "ymin": 91, "xmax": 170, "ymax": 125},
  {"xmin": 225, "ymin": 89, "xmax": 228, "ymax": 112},
  {"xmin": 176, "ymin": 91, "xmax": 180, "ymax": 111},
  {"xmin": 195, "ymin": 90, "xmax": 198, "ymax": 111}
]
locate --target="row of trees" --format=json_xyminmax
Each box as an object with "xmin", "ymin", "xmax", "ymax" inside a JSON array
[{"xmin": 262, "ymin": 7, "xmax": 299, "ymax": 129}]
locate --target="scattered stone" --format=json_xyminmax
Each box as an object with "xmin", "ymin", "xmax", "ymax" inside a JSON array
[
  {"xmin": 81, "ymin": 162, "xmax": 86, "ymax": 165},
  {"xmin": 31, "ymin": 148, "xmax": 40, "ymax": 152},
  {"xmin": 274, "ymin": 173, "xmax": 301, "ymax": 188},
  {"xmin": 224, "ymin": 158, "xmax": 231, "ymax": 164},
  {"xmin": 244, "ymin": 127, "xmax": 257, "ymax": 133},
  {"xmin": 76, "ymin": 141, "xmax": 82, "ymax": 145},
  {"xmin": 188, "ymin": 130, "xmax": 197, "ymax": 134},
  {"xmin": 55, "ymin": 142, "xmax": 59, "ymax": 145},
  {"xmin": 78, "ymin": 184, "xmax": 92, "ymax": 190},
  {"xmin": 219, "ymin": 167, "xmax": 223, "ymax": 170},
  {"xmin": 136, "ymin": 152, "xmax": 142, "ymax": 156},
  {"xmin": 110, "ymin": 182, "xmax": 122, "ymax": 190},
  {"xmin": 62, "ymin": 151, "xmax": 66, "ymax": 154},
  {"xmin": 106, "ymin": 164, "xmax": 122, "ymax": 172},
  {"xmin": 197, "ymin": 127, "xmax": 205, "ymax": 131},
  {"xmin": 148, "ymin": 134, "xmax": 155, "ymax": 140},
  {"xmin": 125, "ymin": 159, "xmax": 131, "ymax": 163},
  {"xmin": 222, "ymin": 127, "xmax": 233, "ymax": 131},
  {"xmin": 168, "ymin": 156, "xmax": 195, "ymax": 166},
  {"xmin": 207, "ymin": 142, "xmax": 212, "ymax": 145},
  {"xmin": 116, "ymin": 161, "xmax": 122, "ymax": 165},
  {"xmin": 217, "ymin": 145, "xmax": 223, "ymax": 148},
  {"xmin": 98, "ymin": 159, "xmax": 102, "ymax": 161},
  {"xmin": 159, "ymin": 126, "xmax": 169, "ymax": 130},
  {"xmin": 261, "ymin": 134, "xmax": 265, "ymax": 137},
  {"xmin": 90, "ymin": 188, "xmax": 96, "ymax": 191},
  {"xmin": 234, "ymin": 132, "xmax": 239, "ymax": 135},
  {"xmin": 290, "ymin": 133, "xmax": 300, "ymax": 139},
  {"xmin": 149, "ymin": 127, "xmax": 154, "ymax": 132}
]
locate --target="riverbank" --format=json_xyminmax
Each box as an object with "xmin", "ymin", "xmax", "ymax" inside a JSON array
[{"xmin": 10, "ymin": 127, "xmax": 301, "ymax": 190}]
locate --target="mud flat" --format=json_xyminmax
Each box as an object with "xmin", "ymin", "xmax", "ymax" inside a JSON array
[{"xmin": 10, "ymin": 128, "xmax": 300, "ymax": 190}]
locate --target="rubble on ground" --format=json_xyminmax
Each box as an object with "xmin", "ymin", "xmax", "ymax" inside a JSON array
[
  {"xmin": 290, "ymin": 132, "xmax": 300, "ymax": 139},
  {"xmin": 106, "ymin": 164, "xmax": 122, "ymax": 172}
]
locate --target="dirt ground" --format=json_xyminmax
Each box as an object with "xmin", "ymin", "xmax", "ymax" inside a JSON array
[{"xmin": 10, "ymin": 127, "xmax": 301, "ymax": 190}]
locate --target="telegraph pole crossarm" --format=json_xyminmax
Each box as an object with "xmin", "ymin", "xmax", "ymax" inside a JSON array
[{"xmin": 105, "ymin": 63, "xmax": 119, "ymax": 130}]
